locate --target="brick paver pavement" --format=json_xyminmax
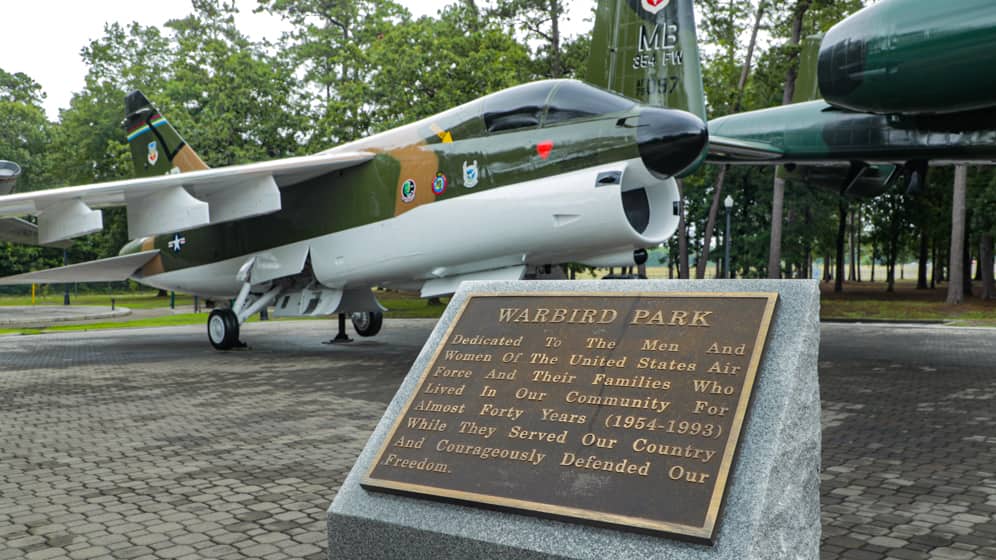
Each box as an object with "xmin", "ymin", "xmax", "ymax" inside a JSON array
[{"xmin": 0, "ymin": 319, "xmax": 993, "ymax": 559}]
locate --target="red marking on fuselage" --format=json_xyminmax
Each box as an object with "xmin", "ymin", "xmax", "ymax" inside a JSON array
[{"xmin": 537, "ymin": 140, "xmax": 554, "ymax": 160}]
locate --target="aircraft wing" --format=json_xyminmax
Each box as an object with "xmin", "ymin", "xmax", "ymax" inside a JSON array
[
  {"xmin": 0, "ymin": 151, "xmax": 375, "ymax": 245},
  {"xmin": 707, "ymin": 136, "xmax": 785, "ymax": 163},
  {"xmin": 0, "ymin": 250, "xmax": 160, "ymax": 285}
]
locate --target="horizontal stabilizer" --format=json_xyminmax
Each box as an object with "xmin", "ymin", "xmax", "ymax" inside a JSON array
[
  {"xmin": 707, "ymin": 136, "xmax": 784, "ymax": 162},
  {"xmin": 0, "ymin": 250, "xmax": 160, "ymax": 285}
]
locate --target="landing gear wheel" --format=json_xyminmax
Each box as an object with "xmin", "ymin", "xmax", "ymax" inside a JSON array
[
  {"xmin": 208, "ymin": 309, "xmax": 240, "ymax": 350},
  {"xmin": 351, "ymin": 311, "xmax": 383, "ymax": 337}
]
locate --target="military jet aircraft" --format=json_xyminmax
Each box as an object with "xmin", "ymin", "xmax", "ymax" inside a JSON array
[
  {"xmin": 705, "ymin": 0, "xmax": 996, "ymax": 195},
  {"xmin": 0, "ymin": 0, "xmax": 708, "ymax": 349}
]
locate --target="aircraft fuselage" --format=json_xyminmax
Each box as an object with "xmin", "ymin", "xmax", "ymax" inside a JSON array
[{"xmin": 122, "ymin": 80, "xmax": 706, "ymax": 299}]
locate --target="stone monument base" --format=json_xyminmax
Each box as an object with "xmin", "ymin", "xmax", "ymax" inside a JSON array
[{"xmin": 328, "ymin": 280, "xmax": 821, "ymax": 559}]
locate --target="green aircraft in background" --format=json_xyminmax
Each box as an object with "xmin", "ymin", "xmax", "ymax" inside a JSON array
[
  {"xmin": 707, "ymin": 0, "xmax": 996, "ymax": 195},
  {"xmin": 0, "ymin": 0, "xmax": 709, "ymax": 349}
]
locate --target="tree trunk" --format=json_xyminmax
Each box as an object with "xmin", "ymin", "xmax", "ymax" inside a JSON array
[
  {"xmin": 856, "ymin": 206, "xmax": 863, "ymax": 282},
  {"xmin": 782, "ymin": 1, "xmax": 811, "ymax": 106},
  {"xmin": 768, "ymin": 175, "xmax": 785, "ymax": 279},
  {"xmin": 802, "ymin": 204, "xmax": 812, "ymax": 279},
  {"xmin": 946, "ymin": 165, "xmax": 967, "ymax": 304},
  {"xmin": 768, "ymin": 2, "xmax": 810, "ymax": 280},
  {"xmin": 871, "ymin": 244, "xmax": 876, "ymax": 283},
  {"xmin": 981, "ymin": 233, "xmax": 995, "ymax": 299},
  {"xmin": 548, "ymin": 0, "xmax": 562, "ymax": 78},
  {"xmin": 887, "ymin": 256, "xmax": 895, "ymax": 292},
  {"xmin": 848, "ymin": 208, "xmax": 857, "ymax": 281},
  {"xmin": 917, "ymin": 228, "xmax": 929, "ymax": 289},
  {"xmin": 835, "ymin": 196, "xmax": 847, "ymax": 293},
  {"xmin": 677, "ymin": 180, "xmax": 689, "ymax": 279},
  {"xmin": 963, "ymin": 212, "xmax": 973, "ymax": 297},
  {"xmin": 697, "ymin": 4, "xmax": 764, "ymax": 279},
  {"xmin": 938, "ymin": 242, "xmax": 947, "ymax": 283},
  {"xmin": 696, "ymin": 167, "xmax": 728, "ymax": 279},
  {"xmin": 930, "ymin": 238, "xmax": 937, "ymax": 289}
]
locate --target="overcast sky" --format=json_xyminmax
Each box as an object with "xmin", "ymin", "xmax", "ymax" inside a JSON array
[{"xmin": 0, "ymin": 0, "xmax": 595, "ymax": 121}]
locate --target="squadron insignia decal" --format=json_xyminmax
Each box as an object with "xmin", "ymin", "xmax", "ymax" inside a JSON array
[
  {"xmin": 463, "ymin": 160, "xmax": 479, "ymax": 188},
  {"xmin": 432, "ymin": 173, "xmax": 448, "ymax": 195},
  {"xmin": 641, "ymin": 0, "xmax": 671, "ymax": 14},
  {"xmin": 147, "ymin": 141, "xmax": 159, "ymax": 166},
  {"xmin": 401, "ymin": 179, "xmax": 417, "ymax": 203},
  {"xmin": 167, "ymin": 233, "xmax": 186, "ymax": 253}
]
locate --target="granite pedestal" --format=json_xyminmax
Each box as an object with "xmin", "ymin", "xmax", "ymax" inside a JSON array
[{"xmin": 328, "ymin": 280, "xmax": 821, "ymax": 559}]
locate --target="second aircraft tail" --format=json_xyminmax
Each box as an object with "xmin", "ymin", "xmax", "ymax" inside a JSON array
[{"xmin": 588, "ymin": 0, "xmax": 705, "ymax": 123}]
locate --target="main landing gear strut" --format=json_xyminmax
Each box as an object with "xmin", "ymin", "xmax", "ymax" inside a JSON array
[{"xmin": 208, "ymin": 258, "xmax": 282, "ymax": 351}]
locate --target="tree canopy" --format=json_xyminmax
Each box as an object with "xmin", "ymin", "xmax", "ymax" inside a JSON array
[{"xmin": 1, "ymin": 0, "xmax": 992, "ymax": 298}]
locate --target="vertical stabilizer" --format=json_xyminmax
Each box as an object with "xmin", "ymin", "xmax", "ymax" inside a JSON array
[
  {"xmin": 588, "ymin": 0, "xmax": 705, "ymax": 121},
  {"xmin": 123, "ymin": 91, "xmax": 209, "ymax": 178},
  {"xmin": 792, "ymin": 35, "xmax": 824, "ymax": 104}
]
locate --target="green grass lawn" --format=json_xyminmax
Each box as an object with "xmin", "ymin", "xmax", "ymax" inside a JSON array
[
  {"xmin": 818, "ymin": 280, "xmax": 996, "ymax": 326},
  {"xmin": 0, "ymin": 290, "xmax": 447, "ymax": 335},
  {"xmin": 0, "ymin": 291, "xmax": 197, "ymax": 309},
  {"xmin": 1, "ymin": 280, "xmax": 993, "ymax": 336}
]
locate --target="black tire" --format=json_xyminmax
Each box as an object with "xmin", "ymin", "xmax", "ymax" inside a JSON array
[
  {"xmin": 208, "ymin": 309, "xmax": 240, "ymax": 350},
  {"xmin": 351, "ymin": 311, "xmax": 383, "ymax": 337}
]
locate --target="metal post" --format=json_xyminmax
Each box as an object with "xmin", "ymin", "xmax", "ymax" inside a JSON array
[
  {"xmin": 724, "ymin": 198, "xmax": 733, "ymax": 279},
  {"xmin": 325, "ymin": 313, "xmax": 353, "ymax": 345},
  {"xmin": 170, "ymin": 291, "xmax": 175, "ymax": 310},
  {"xmin": 63, "ymin": 250, "xmax": 70, "ymax": 306}
]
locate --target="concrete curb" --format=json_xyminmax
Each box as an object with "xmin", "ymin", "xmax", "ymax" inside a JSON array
[
  {"xmin": 821, "ymin": 318, "xmax": 946, "ymax": 325},
  {"xmin": 0, "ymin": 306, "xmax": 132, "ymax": 328}
]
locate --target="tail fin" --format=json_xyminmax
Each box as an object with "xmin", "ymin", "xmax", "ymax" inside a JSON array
[
  {"xmin": 792, "ymin": 35, "xmax": 823, "ymax": 104},
  {"xmin": 588, "ymin": 0, "xmax": 705, "ymax": 122},
  {"xmin": 123, "ymin": 91, "xmax": 208, "ymax": 178}
]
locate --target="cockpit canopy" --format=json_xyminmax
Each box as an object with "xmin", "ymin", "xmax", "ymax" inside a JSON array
[
  {"xmin": 482, "ymin": 80, "xmax": 637, "ymax": 133},
  {"xmin": 417, "ymin": 80, "xmax": 638, "ymax": 145}
]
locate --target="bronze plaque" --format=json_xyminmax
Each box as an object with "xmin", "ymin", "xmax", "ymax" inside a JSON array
[{"xmin": 363, "ymin": 292, "xmax": 778, "ymax": 543}]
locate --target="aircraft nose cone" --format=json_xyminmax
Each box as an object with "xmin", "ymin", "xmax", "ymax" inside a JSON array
[{"xmin": 637, "ymin": 108, "xmax": 708, "ymax": 178}]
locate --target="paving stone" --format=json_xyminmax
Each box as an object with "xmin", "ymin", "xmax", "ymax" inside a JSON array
[
  {"xmin": 0, "ymin": 321, "xmax": 993, "ymax": 560},
  {"xmin": 866, "ymin": 536, "xmax": 909, "ymax": 548},
  {"xmin": 24, "ymin": 549, "xmax": 68, "ymax": 560},
  {"xmin": 67, "ymin": 546, "xmax": 111, "ymax": 560},
  {"xmin": 928, "ymin": 547, "xmax": 975, "ymax": 560}
]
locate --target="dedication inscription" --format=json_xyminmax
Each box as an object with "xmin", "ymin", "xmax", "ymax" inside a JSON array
[{"xmin": 363, "ymin": 292, "xmax": 777, "ymax": 543}]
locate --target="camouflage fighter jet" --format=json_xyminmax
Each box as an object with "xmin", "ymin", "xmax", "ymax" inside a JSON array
[
  {"xmin": 705, "ymin": 0, "xmax": 996, "ymax": 196},
  {"xmin": 0, "ymin": 0, "xmax": 708, "ymax": 349}
]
